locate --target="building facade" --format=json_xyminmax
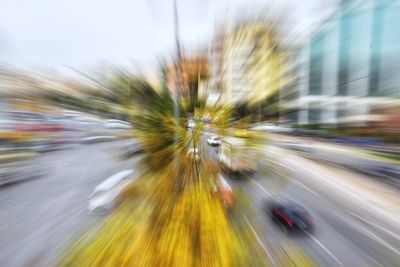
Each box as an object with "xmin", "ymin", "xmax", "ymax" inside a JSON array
[
  {"xmin": 283, "ymin": 0, "xmax": 400, "ymax": 126},
  {"xmin": 211, "ymin": 22, "xmax": 288, "ymax": 107}
]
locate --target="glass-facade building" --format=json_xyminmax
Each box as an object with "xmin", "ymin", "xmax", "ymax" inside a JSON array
[{"xmin": 289, "ymin": 0, "xmax": 400, "ymax": 125}]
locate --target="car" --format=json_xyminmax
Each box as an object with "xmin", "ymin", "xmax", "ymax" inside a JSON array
[
  {"xmin": 105, "ymin": 119, "xmax": 132, "ymax": 129},
  {"xmin": 268, "ymin": 202, "xmax": 314, "ymax": 233},
  {"xmin": 14, "ymin": 122, "xmax": 67, "ymax": 132},
  {"xmin": 106, "ymin": 122, "xmax": 131, "ymax": 129},
  {"xmin": 87, "ymin": 169, "xmax": 134, "ymax": 215},
  {"xmin": 82, "ymin": 135, "xmax": 116, "ymax": 144},
  {"xmin": 0, "ymin": 145, "xmax": 38, "ymax": 164},
  {"xmin": 21, "ymin": 139, "xmax": 56, "ymax": 153},
  {"xmin": 187, "ymin": 120, "xmax": 196, "ymax": 129},
  {"xmin": 207, "ymin": 136, "xmax": 221, "ymax": 146},
  {"xmin": 73, "ymin": 116, "xmax": 104, "ymax": 127}
]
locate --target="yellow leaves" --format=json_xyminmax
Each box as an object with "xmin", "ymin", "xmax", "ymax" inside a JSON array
[
  {"xmin": 61, "ymin": 170, "xmax": 274, "ymax": 267},
  {"xmin": 60, "ymin": 87, "xmax": 277, "ymax": 267},
  {"xmin": 157, "ymin": 196, "xmax": 194, "ymax": 267}
]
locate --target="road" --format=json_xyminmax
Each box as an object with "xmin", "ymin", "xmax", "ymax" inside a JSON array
[
  {"xmin": 270, "ymin": 133, "xmax": 400, "ymax": 187},
  {"xmin": 2, "ymin": 131, "xmax": 400, "ymax": 267},
  {"xmin": 202, "ymin": 132, "xmax": 400, "ymax": 267},
  {"xmin": 0, "ymin": 140, "xmax": 139, "ymax": 267}
]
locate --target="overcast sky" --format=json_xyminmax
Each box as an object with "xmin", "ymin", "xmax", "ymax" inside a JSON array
[{"xmin": 0, "ymin": 0, "xmax": 336, "ymax": 76}]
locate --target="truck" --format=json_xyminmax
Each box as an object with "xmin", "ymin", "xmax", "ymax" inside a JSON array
[{"xmin": 218, "ymin": 136, "xmax": 258, "ymax": 173}]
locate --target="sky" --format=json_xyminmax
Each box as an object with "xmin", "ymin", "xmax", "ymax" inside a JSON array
[{"xmin": 0, "ymin": 0, "xmax": 336, "ymax": 77}]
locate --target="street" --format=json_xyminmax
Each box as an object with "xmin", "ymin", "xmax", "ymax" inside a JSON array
[
  {"xmin": 1, "ymin": 0, "xmax": 399, "ymax": 265},
  {"xmin": 202, "ymin": 132, "xmax": 400, "ymax": 267},
  {"xmin": 1, "ymin": 134, "xmax": 400, "ymax": 266},
  {"xmin": 0, "ymin": 140, "xmax": 139, "ymax": 267}
]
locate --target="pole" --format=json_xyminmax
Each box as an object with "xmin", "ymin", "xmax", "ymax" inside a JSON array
[
  {"xmin": 173, "ymin": 0, "xmax": 181, "ymax": 107},
  {"xmin": 173, "ymin": 0, "xmax": 182, "ymax": 171}
]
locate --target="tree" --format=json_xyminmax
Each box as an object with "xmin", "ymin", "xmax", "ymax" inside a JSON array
[{"xmin": 60, "ymin": 70, "xmax": 315, "ymax": 267}]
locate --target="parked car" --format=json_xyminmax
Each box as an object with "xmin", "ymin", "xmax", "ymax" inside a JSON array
[
  {"xmin": 268, "ymin": 202, "xmax": 314, "ymax": 233},
  {"xmin": 0, "ymin": 146, "xmax": 38, "ymax": 163},
  {"xmin": 14, "ymin": 123, "xmax": 67, "ymax": 132}
]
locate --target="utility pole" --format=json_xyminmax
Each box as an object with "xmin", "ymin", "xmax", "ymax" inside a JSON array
[
  {"xmin": 172, "ymin": 0, "xmax": 200, "ymax": 181},
  {"xmin": 173, "ymin": 0, "xmax": 182, "ymax": 97},
  {"xmin": 172, "ymin": 0, "xmax": 183, "ymax": 171}
]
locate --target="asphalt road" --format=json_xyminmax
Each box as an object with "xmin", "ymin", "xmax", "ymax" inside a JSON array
[
  {"xmin": 202, "ymin": 133, "xmax": 400, "ymax": 267},
  {"xmin": 0, "ymin": 140, "xmax": 139, "ymax": 267},
  {"xmin": 2, "ymin": 132, "xmax": 399, "ymax": 267},
  {"xmin": 270, "ymin": 135, "xmax": 400, "ymax": 187}
]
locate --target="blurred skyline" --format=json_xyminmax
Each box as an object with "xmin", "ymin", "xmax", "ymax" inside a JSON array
[{"xmin": 0, "ymin": 0, "xmax": 337, "ymax": 76}]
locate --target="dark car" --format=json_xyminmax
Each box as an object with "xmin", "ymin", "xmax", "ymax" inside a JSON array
[{"xmin": 269, "ymin": 202, "xmax": 314, "ymax": 233}]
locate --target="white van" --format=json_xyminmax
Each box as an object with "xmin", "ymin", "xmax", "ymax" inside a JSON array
[{"xmin": 218, "ymin": 137, "xmax": 257, "ymax": 173}]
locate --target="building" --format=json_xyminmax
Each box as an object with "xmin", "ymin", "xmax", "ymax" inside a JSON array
[
  {"xmin": 283, "ymin": 0, "xmax": 400, "ymax": 126},
  {"xmin": 211, "ymin": 21, "xmax": 289, "ymax": 107}
]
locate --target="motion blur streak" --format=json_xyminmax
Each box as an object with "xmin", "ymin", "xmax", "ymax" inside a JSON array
[{"xmin": 1, "ymin": 0, "xmax": 400, "ymax": 267}]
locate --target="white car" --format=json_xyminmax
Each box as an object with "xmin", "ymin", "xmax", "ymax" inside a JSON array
[
  {"xmin": 207, "ymin": 136, "xmax": 221, "ymax": 146},
  {"xmin": 83, "ymin": 135, "xmax": 115, "ymax": 143},
  {"xmin": 88, "ymin": 169, "xmax": 134, "ymax": 215},
  {"xmin": 187, "ymin": 121, "xmax": 196, "ymax": 129}
]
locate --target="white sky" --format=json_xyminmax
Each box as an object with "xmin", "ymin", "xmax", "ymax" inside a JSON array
[{"xmin": 0, "ymin": 0, "xmax": 336, "ymax": 77}]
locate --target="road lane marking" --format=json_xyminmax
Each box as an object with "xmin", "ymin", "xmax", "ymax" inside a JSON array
[
  {"xmin": 243, "ymin": 216, "xmax": 275, "ymax": 265},
  {"xmin": 293, "ymin": 180, "xmax": 320, "ymax": 197},
  {"xmin": 251, "ymin": 180, "xmax": 272, "ymax": 197},
  {"xmin": 343, "ymin": 211, "xmax": 400, "ymax": 257},
  {"xmin": 356, "ymin": 223, "xmax": 400, "ymax": 256},
  {"xmin": 303, "ymin": 231, "xmax": 345, "ymax": 267},
  {"xmin": 345, "ymin": 209, "xmax": 400, "ymax": 241},
  {"xmin": 282, "ymin": 154, "xmax": 400, "ymax": 228}
]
